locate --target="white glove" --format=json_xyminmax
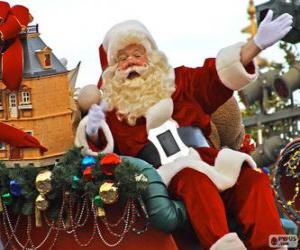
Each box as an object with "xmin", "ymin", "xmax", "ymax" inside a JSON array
[
  {"xmin": 253, "ymin": 10, "xmax": 293, "ymax": 50},
  {"xmin": 85, "ymin": 102, "xmax": 107, "ymax": 136}
]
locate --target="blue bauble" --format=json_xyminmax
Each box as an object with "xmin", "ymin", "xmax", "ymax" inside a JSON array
[
  {"xmin": 262, "ymin": 167, "xmax": 270, "ymax": 175},
  {"xmin": 10, "ymin": 180, "xmax": 22, "ymax": 197},
  {"xmin": 80, "ymin": 155, "xmax": 96, "ymax": 171}
]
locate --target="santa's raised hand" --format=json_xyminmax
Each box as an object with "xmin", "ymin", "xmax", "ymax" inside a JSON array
[
  {"xmin": 253, "ymin": 10, "xmax": 293, "ymax": 50},
  {"xmin": 86, "ymin": 102, "xmax": 108, "ymax": 136}
]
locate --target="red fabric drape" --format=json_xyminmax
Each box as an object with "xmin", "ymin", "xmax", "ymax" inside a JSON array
[{"xmin": 0, "ymin": 122, "xmax": 47, "ymax": 153}]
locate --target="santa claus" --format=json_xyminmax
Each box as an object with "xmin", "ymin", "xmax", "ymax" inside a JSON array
[{"xmin": 78, "ymin": 10, "xmax": 293, "ymax": 250}]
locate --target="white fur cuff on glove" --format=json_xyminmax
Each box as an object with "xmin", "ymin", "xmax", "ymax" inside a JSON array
[{"xmin": 216, "ymin": 42, "xmax": 258, "ymax": 91}]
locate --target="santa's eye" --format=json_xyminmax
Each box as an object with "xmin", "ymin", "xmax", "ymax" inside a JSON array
[
  {"xmin": 118, "ymin": 55, "xmax": 127, "ymax": 61},
  {"xmin": 134, "ymin": 52, "xmax": 141, "ymax": 58}
]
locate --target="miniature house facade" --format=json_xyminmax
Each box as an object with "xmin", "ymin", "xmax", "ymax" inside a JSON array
[{"xmin": 0, "ymin": 25, "xmax": 75, "ymax": 167}]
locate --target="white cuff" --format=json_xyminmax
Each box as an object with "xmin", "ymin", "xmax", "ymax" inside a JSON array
[
  {"xmin": 157, "ymin": 147, "xmax": 258, "ymax": 191},
  {"xmin": 75, "ymin": 116, "xmax": 114, "ymax": 156},
  {"xmin": 210, "ymin": 233, "xmax": 246, "ymax": 250},
  {"xmin": 216, "ymin": 42, "xmax": 258, "ymax": 90}
]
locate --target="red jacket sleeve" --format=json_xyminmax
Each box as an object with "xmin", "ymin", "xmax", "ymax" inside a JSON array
[
  {"xmin": 175, "ymin": 58, "xmax": 255, "ymax": 114},
  {"xmin": 190, "ymin": 58, "xmax": 233, "ymax": 114}
]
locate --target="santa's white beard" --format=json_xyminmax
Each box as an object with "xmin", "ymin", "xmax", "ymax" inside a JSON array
[{"xmin": 102, "ymin": 50, "xmax": 175, "ymax": 126}]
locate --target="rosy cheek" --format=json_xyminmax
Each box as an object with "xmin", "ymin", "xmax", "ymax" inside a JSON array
[{"xmin": 118, "ymin": 62, "xmax": 126, "ymax": 70}]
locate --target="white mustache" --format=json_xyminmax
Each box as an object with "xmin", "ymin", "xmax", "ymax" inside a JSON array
[{"xmin": 115, "ymin": 65, "xmax": 149, "ymax": 81}]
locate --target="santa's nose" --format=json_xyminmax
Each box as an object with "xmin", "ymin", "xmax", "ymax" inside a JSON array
[{"xmin": 123, "ymin": 58, "xmax": 144, "ymax": 69}]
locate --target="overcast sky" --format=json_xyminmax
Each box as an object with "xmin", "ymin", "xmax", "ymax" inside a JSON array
[{"xmin": 7, "ymin": 0, "xmax": 289, "ymax": 88}]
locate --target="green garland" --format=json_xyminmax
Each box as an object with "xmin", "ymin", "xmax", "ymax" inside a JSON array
[{"xmin": 0, "ymin": 147, "xmax": 148, "ymax": 218}]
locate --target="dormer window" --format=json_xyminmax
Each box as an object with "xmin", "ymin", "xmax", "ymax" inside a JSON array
[{"xmin": 35, "ymin": 47, "xmax": 52, "ymax": 69}]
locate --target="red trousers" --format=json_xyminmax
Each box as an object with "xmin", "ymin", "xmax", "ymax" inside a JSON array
[{"xmin": 169, "ymin": 166, "xmax": 285, "ymax": 250}]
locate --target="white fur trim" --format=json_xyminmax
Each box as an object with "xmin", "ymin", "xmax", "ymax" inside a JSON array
[
  {"xmin": 216, "ymin": 42, "xmax": 258, "ymax": 90},
  {"xmin": 210, "ymin": 233, "xmax": 246, "ymax": 250},
  {"xmin": 75, "ymin": 116, "xmax": 114, "ymax": 156},
  {"xmin": 103, "ymin": 20, "xmax": 157, "ymax": 65},
  {"xmin": 157, "ymin": 148, "xmax": 258, "ymax": 191},
  {"xmin": 145, "ymin": 98, "xmax": 174, "ymax": 132}
]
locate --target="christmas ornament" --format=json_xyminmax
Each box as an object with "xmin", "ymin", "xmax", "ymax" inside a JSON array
[
  {"xmin": 240, "ymin": 134, "xmax": 255, "ymax": 155},
  {"xmin": 35, "ymin": 170, "xmax": 52, "ymax": 194},
  {"xmin": 99, "ymin": 181, "xmax": 119, "ymax": 204},
  {"xmin": 81, "ymin": 155, "xmax": 96, "ymax": 172},
  {"xmin": 9, "ymin": 179, "xmax": 22, "ymax": 196},
  {"xmin": 2, "ymin": 193, "xmax": 12, "ymax": 205},
  {"xmin": 94, "ymin": 195, "xmax": 106, "ymax": 217},
  {"xmin": 35, "ymin": 194, "xmax": 49, "ymax": 211},
  {"xmin": 100, "ymin": 153, "xmax": 121, "ymax": 176},
  {"xmin": 262, "ymin": 167, "xmax": 270, "ymax": 175},
  {"xmin": 93, "ymin": 195, "xmax": 103, "ymax": 207},
  {"xmin": 71, "ymin": 175, "xmax": 80, "ymax": 189},
  {"xmin": 97, "ymin": 207, "xmax": 106, "ymax": 217},
  {"xmin": 35, "ymin": 170, "xmax": 52, "ymax": 227},
  {"xmin": 83, "ymin": 167, "xmax": 93, "ymax": 181}
]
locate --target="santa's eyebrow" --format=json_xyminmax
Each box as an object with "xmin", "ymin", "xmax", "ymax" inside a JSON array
[{"xmin": 133, "ymin": 48, "xmax": 145, "ymax": 54}]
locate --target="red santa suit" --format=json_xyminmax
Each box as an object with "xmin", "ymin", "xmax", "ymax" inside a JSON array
[{"xmin": 78, "ymin": 21, "xmax": 285, "ymax": 249}]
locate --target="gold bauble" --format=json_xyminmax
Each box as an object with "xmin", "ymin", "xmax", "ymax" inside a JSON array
[
  {"xmin": 36, "ymin": 170, "xmax": 52, "ymax": 195},
  {"xmin": 97, "ymin": 207, "xmax": 106, "ymax": 217},
  {"xmin": 99, "ymin": 181, "xmax": 118, "ymax": 204},
  {"xmin": 35, "ymin": 194, "xmax": 49, "ymax": 211}
]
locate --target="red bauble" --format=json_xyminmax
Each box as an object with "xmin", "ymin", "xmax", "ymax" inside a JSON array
[
  {"xmin": 100, "ymin": 153, "xmax": 121, "ymax": 176},
  {"xmin": 83, "ymin": 166, "xmax": 93, "ymax": 181},
  {"xmin": 240, "ymin": 134, "xmax": 255, "ymax": 155}
]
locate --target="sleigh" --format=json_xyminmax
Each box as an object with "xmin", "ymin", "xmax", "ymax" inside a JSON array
[{"xmin": 0, "ymin": 4, "xmax": 298, "ymax": 247}]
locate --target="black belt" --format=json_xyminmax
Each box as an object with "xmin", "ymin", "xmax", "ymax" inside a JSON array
[{"xmin": 138, "ymin": 126, "xmax": 209, "ymax": 167}]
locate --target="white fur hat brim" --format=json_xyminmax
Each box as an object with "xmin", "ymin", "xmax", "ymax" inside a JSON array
[{"xmin": 103, "ymin": 20, "xmax": 157, "ymax": 65}]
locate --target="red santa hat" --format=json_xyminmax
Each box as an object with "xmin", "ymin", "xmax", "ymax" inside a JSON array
[
  {"xmin": 98, "ymin": 20, "xmax": 157, "ymax": 87},
  {"xmin": 103, "ymin": 20, "xmax": 157, "ymax": 66}
]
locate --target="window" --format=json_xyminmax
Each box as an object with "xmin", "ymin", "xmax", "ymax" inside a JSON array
[
  {"xmin": 9, "ymin": 93, "xmax": 17, "ymax": 107},
  {"xmin": 0, "ymin": 142, "xmax": 6, "ymax": 150},
  {"xmin": 21, "ymin": 91, "xmax": 31, "ymax": 104},
  {"xmin": 44, "ymin": 53, "xmax": 51, "ymax": 67},
  {"xmin": 35, "ymin": 47, "xmax": 53, "ymax": 69},
  {"xmin": 26, "ymin": 131, "xmax": 33, "ymax": 136}
]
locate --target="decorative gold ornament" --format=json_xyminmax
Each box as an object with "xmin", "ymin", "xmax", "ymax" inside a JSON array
[
  {"xmin": 35, "ymin": 194, "xmax": 49, "ymax": 211},
  {"xmin": 99, "ymin": 181, "xmax": 119, "ymax": 205},
  {"xmin": 35, "ymin": 170, "xmax": 52, "ymax": 194},
  {"xmin": 35, "ymin": 194, "xmax": 49, "ymax": 227},
  {"xmin": 35, "ymin": 170, "xmax": 52, "ymax": 227},
  {"xmin": 97, "ymin": 207, "xmax": 106, "ymax": 217}
]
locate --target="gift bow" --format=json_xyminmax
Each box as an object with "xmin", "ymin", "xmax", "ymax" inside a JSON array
[
  {"xmin": 0, "ymin": 3, "xmax": 45, "ymax": 153},
  {"xmin": 0, "ymin": 1, "xmax": 32, "ymax": 91}
]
